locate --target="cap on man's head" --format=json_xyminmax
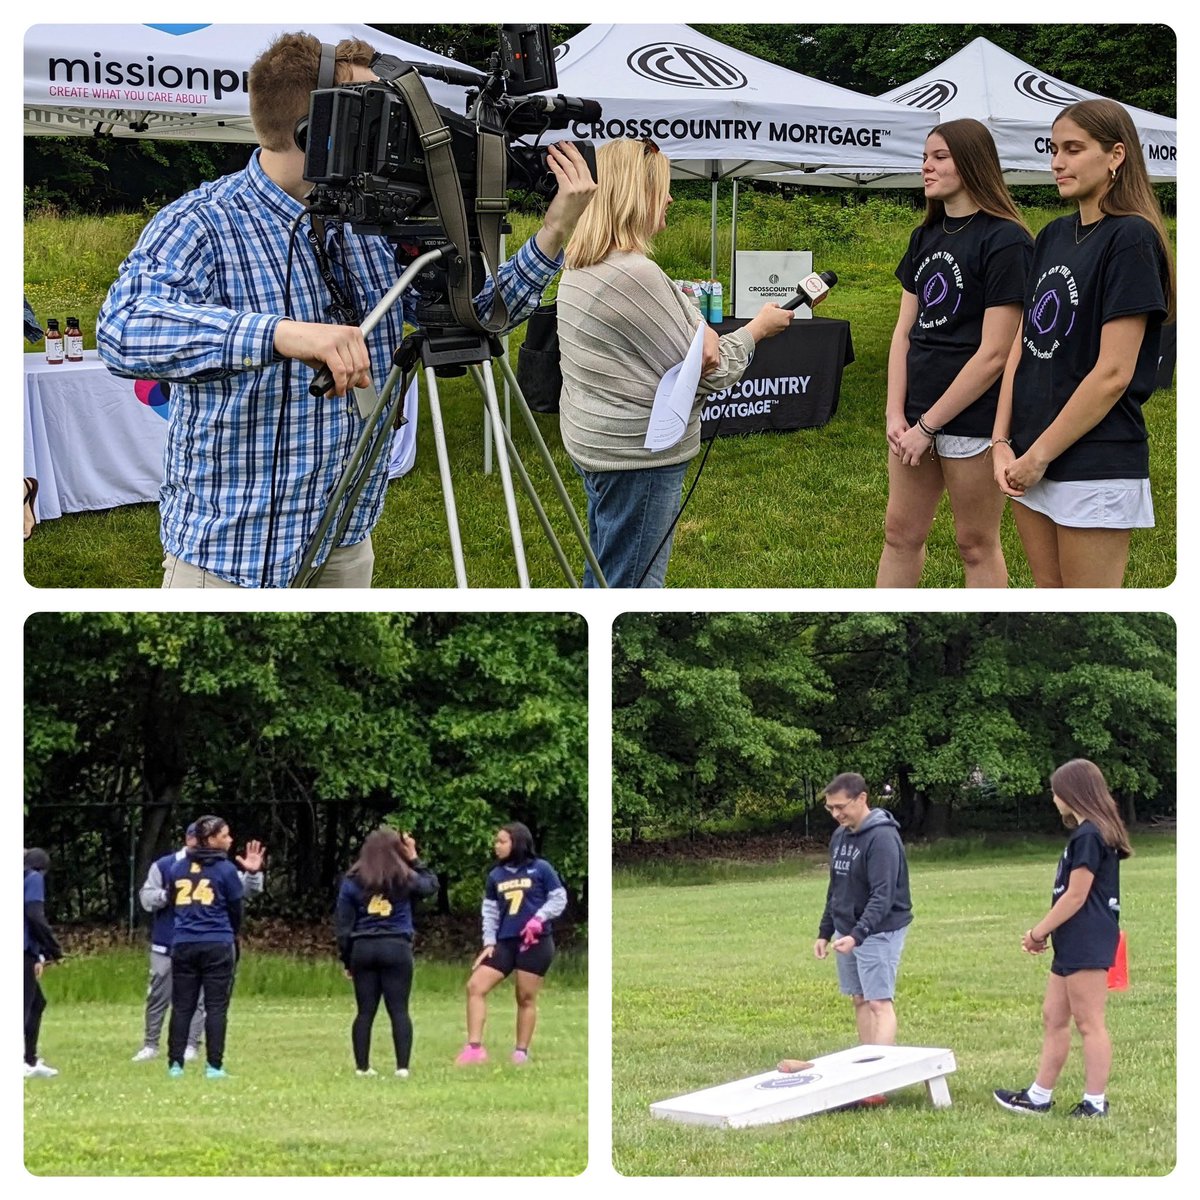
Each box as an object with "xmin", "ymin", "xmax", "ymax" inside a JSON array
[{"xmin": 186, "ymin": 822, "xmax": 198, "ymax": 838}]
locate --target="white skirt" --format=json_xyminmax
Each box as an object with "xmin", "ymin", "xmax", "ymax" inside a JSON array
[{"xmin": 1012, "ymin": 476, "xmax": 1155, "ymax": 529}]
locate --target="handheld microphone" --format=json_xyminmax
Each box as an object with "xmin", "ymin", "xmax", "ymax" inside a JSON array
[{"xmin": 781, "ymin": 270, "xmax": 838, "ymax": 311}]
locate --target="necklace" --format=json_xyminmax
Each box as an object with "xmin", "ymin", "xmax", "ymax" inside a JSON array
[
  {"xmin": 1075, "ymin": 215, "xmax": 1107, "ymax": 244},
  {"xmin": 942, "ymin": 211, "xmax": 979, "ymax": 235}
]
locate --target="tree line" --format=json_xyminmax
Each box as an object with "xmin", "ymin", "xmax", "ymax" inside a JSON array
[
  {"xmin": 24, "ymin": 613, "xmax": 587, "ymax": 927},
  {"xmin": 24, "ymin": 24, "xmax": 1175, "ymax": 214},
  {"xmin": 613, "ymin": 613, "xmax": 1176, "ymax": 842}
]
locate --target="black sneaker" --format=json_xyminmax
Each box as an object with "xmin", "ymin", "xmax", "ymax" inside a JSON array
[
  {"xmin": 993, "ymin": 1087, "xmax": 1052, "ymax": 1114},
  {"xmin": 1068, "ymin": 1099, "xmax": 1109, "ymax": 1118}
]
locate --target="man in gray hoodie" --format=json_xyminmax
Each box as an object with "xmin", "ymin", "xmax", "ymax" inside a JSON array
[{"xmin": 815, "ymin": 773, "xmax": 913, "ymax": 1050}]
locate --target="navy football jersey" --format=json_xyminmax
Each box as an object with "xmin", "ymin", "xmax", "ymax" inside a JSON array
[
  {"xmin": 485, "ymin": 858, "xmax": 564, "ymax": 941},
  {"xmin": 166, "ymin": 852, "xmax": 243, "ymax": 945}
]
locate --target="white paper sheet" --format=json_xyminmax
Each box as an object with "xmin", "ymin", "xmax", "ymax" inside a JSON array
[{"xmin": 644, "ymin": 323, "xmax": 706, "ymax": 452}]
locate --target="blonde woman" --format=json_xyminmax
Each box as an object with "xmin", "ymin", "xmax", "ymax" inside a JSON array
[{"xmin": 557, "ymin": 137, "xmax": 793, "ymax": 587}]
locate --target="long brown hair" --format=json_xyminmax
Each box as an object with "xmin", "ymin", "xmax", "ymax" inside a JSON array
[
  {"xmin": 348, "ymin": 827, "xmax": 414, "ymax": 893},
  {"xmin": 1050, "ymin": 759, "xmax": 1133, "ymax": 859},
  {"xmin": 921, "ymin": 119, "xmax": 1030, "ymax": 236},
  {"xmin": 1054, "ymin": 99, "xmax": 1175, "ymax": 322}
]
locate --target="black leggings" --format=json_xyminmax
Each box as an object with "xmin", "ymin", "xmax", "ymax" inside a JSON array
[
  {"xmin": 350, "ymin": 935, "xmax": 415, "ymax": 1070},
  {"xmin": 169, "ymin": 941, "xmax": 235, "ymax": 1069},
  {"xmin": 24, "ymin": 952, "xmax": 46, "ymax": 1066}
]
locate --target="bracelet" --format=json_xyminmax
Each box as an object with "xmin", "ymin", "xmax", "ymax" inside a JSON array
[
  {"xmin": 916, "ymin": 414, "xmax": 942, "ymax": 438},
  {"xmin": 989, "ymin": 436, "xmax": 1013, "ymax": 450},
  {"xmin": 1028, "ymin": 929, "xmax": 1047, "ymax": 944}
]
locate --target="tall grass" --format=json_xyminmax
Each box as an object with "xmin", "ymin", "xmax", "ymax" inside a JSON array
[{"xmin": 22, "ymin": 196, "xmax": 1177, "ymax": 588}]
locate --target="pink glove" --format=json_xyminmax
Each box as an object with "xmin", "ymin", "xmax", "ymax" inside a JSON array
[{"xmin": 521, "ymin": 916, "xmax": 544, "ymax": 949}]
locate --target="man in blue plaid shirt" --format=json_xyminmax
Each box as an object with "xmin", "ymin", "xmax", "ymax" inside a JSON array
[{"xmin": 98, "ymin": 32, "xmax": 596, "ymax": 588}]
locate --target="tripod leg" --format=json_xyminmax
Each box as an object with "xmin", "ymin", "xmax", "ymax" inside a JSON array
[
  {"xmin": 468, "ymin": 366, "xmax": 578, "ymax": 587},
  {"xmin": 425, "ymin": 367, "xmax": 469, "ymax": 588},
  {"xmin": 492, "ymin": 353, "xmax": 609, "ymax": 588},
  {"xmin": 292, "ymin": 373, "xmax": 397, "ymax": 588},
  {"xmin": 475, "ymin": 362, "xmax": 531, "ymax": 587}
]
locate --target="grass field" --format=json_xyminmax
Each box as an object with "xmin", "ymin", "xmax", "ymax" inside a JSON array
[
  {"xmin": 24, "ymin": 950, "xmax": 587, "ymax": 1175},
  {"xmin": 22, "ymin": 195, "xmax": 1177, "ymax": 588},
  {"xmin": 612, "ymin": 835, "xmax": 1175, "ymax": 1176}
]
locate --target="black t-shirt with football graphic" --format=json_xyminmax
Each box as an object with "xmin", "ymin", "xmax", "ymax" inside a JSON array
[
  {"xmin": 1050, "ymin": 819, "xmax": 1121, "ymax": 969},
  {"xmin": 1012, "ymin": 213, "xmax": 1169, "ymax": 481},
  {"xmin": 896, "ymin": 213, "xmax": 1032, "ymax": 437}
]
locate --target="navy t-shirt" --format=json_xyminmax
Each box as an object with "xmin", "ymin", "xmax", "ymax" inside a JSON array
[
  {"xmin": 24, "ymin": 869, "xmax": 45, "ymax": 956},
  {"xmin": 1050, "ymin": 819, "xmax": 1121, "ymax": 968},
  {"xmin": 486, "ymin": 859, "xmax": 563, "ymax": 941},
  {"xmin": 896, "ymin": 213, "xmax": 1032, "ymax": 437},
  {"xmin": 166, "ymin": 853, "xmax": 243, "ymax": 945},
  {"xmin": 1012, "ymin": 213, "xmax": 1169, "ymax": 480}
]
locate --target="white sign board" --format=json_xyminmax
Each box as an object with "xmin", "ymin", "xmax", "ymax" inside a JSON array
[
  {"xmin": 650, "ymin": 1044, "xmax": 957, "ymax": 1128},
  {"xmin": 735, "ymin": 251, "xmax": 813, "ymax": 319}
]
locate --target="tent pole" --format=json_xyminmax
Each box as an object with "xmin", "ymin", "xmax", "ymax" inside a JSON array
[
  {"xmin": 710, "ymin": 164, "xmax": 719, "ymax": 281},
  {"xmin": 730, "ymin": 179, "xmax": 739, "ymax": 317}
]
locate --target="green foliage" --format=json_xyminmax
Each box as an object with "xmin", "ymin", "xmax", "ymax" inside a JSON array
[
  {"xmin": 613, "ymin": 837, "xmax": 1176, "ymax": 1175},
  {"xmin": 614, "ymin": 613, "xmax": 1176, "ymax": 839},
  {"xmin": 24, "ymin": 613, "xmax": 587, "ymax": 919}
]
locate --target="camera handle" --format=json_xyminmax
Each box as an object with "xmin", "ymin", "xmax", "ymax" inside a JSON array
[{"xmin": 290, "ymin": 245, "xmax": 608, "ymax": 588}]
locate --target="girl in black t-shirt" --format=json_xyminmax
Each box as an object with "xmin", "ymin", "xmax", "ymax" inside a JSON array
[
  {"xmin": 994, "ymin": 759, "xmax": 1132, "ymax": 1119},
  {"xmin": 992, "ymin": 99, "xmax": 1175, "ymax": 587},
  {"xmin": 878, "ymin": 119, "xmax": 1032, "ymax": 588}
]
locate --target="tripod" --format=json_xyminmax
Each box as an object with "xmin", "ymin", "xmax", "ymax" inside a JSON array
[{"xmin": 290, "ymin": 247, "xmax": 606, "ymax": 589}]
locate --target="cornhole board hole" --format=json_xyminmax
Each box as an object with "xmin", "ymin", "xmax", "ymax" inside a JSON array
[{"xmin": 650, "ymin": 1044, "xmax": 957, "ymax": 1128}]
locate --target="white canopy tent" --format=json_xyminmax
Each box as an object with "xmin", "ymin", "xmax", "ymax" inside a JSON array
[
  {"xmin": 784, "ymin": 37, "xmax": 1177, "ymax": 187},
  {"xmin": 532, "ymin": 23, "xmax": 939, "ymax": 276},
  {"xmin": 24, "ymin": 22, "xmax": 470, "ymax": 142}
]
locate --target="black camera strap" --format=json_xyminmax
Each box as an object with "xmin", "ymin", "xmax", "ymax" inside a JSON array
[
  {"xmin": 389, "ymin": 66, "xmax": 510, "ymax": 335},
  {"xmin": 305, "ymin": 216, "xmax": 360, "ymax": 326}
]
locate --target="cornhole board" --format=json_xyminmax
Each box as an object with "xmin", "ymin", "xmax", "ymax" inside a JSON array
[{"xmin": 650, "ymin": 1044, "xmax": 957, "ymax": 1128}]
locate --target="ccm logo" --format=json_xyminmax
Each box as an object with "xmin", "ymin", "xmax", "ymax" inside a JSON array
[{"xmin": 626, "ymin": 43, "xmax": 747, "ymax": 89}]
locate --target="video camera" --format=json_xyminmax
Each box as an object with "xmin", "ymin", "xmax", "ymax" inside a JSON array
[{"xmin": 297, "ymin": 24, "xmax": 598, "ymax": 238}]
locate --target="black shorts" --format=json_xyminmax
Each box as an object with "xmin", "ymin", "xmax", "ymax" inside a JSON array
[
  {"xmin": 485, "ymin": 933, "xmax": 556, "ymax": 978},
  {"xmin": 1051, "ymin": 928, "xmax": 1117, "ymax": 976}
]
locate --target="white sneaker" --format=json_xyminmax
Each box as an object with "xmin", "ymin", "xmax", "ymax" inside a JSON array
[
  {"xmin": 24, "ymin": 1060, "xmax": 58, "ymax": 1078},
  {"xmin": 183, "ymin": 1046, "xmax": 199, "ymax": 1062},
  {"xmin": 131, "ymin": 1045, "xmax": 158, "ymax": 1062},
  {"xmin": 395, "ymin": 1068, "xmax": 410, "ymax": 1078},
  {"xmin": 356, "ymin": 1068, "xmax": 378, "ymax": 1077}
]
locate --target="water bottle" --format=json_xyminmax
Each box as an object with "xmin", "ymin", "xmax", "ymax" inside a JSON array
[{"xmin": 708, "ymin": 280, "xmax": 723, "ymax": 324}]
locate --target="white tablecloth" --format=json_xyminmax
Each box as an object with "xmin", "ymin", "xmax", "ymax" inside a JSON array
[
  {"xmin": 23, "ymin": 351, "xmax": 166, "ymax": 520},
  {"xmin": 23, "ymin": 351, "xmax": 418, "ymax": 521}
]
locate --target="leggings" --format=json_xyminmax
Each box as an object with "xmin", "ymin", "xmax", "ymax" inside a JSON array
[
  {"xmin": 168, "ymin": 942, "xmax": 235, "ymax": 1069},
  {"xmin": 24, "ymin": 952, "xmax": 46, "ymax": 1066},
  {"xmin": 350, "ymin": 935, "xmax": 415, "ymax": 1071}
]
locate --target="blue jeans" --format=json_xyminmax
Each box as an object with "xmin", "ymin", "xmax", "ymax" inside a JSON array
[{"xmin": 577, "ymin": 461, "xmax": 689, "ymax": 588}]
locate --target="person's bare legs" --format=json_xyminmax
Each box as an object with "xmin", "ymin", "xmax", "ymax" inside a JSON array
[
  {"xmin": 1034, "ymin": 972, "xmax": 1072, "ymax": 1090},
  {"xmin": 876, "ymin": 451, "xmax": 945, "ymax": 587},
  {"xmin": 1011, "ymin": 503, "xmax": 1064, "ymax": 588},
  {"xmin": 465, "ymin": 965, "xmax": 507, "ymax": 1044},
  {"xmin": 514, "ymin": 970, "xmax": 544, "ymax": 1050},
  {"xmin": 852, "ymin": 994, "xmax": 872, "ymax": 1042},
  {"xmin": 1065, "ymin": 969, "xmax": 1112, "ymax": 1094},
  {"xmin": 1058, "ymin": 527, "xmax": 1132, "ymax": 588},
  {"xmin": 941, "ymin": 454, "xmax": 1008, "ymax": 587},
  {"xmin": 866, "ymin": 999, "xmax": 898, "ymax": 1045}
]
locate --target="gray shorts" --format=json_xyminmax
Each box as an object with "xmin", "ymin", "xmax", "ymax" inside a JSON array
[
  {"xmin": 834, "ymin": 927, "xmax": 908, "ymax": 1001},
  {"xmin": 1012, "ymin": 477, "xmax": 1154, "ymax": 529}
]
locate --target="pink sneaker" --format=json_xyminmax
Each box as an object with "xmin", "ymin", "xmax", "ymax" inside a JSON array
[
  {"xmin": 510, "ymin": 1049, "xmax": 529, "ymax": 1065},
  {"xmin": 455, "ymin": 1044, "xmax": 487, "ymax": 1065}
]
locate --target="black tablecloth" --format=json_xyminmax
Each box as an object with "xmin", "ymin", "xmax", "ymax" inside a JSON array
[{"xmin": 700, "ymin": 316, "xmax": 854, "ymax": 438}]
